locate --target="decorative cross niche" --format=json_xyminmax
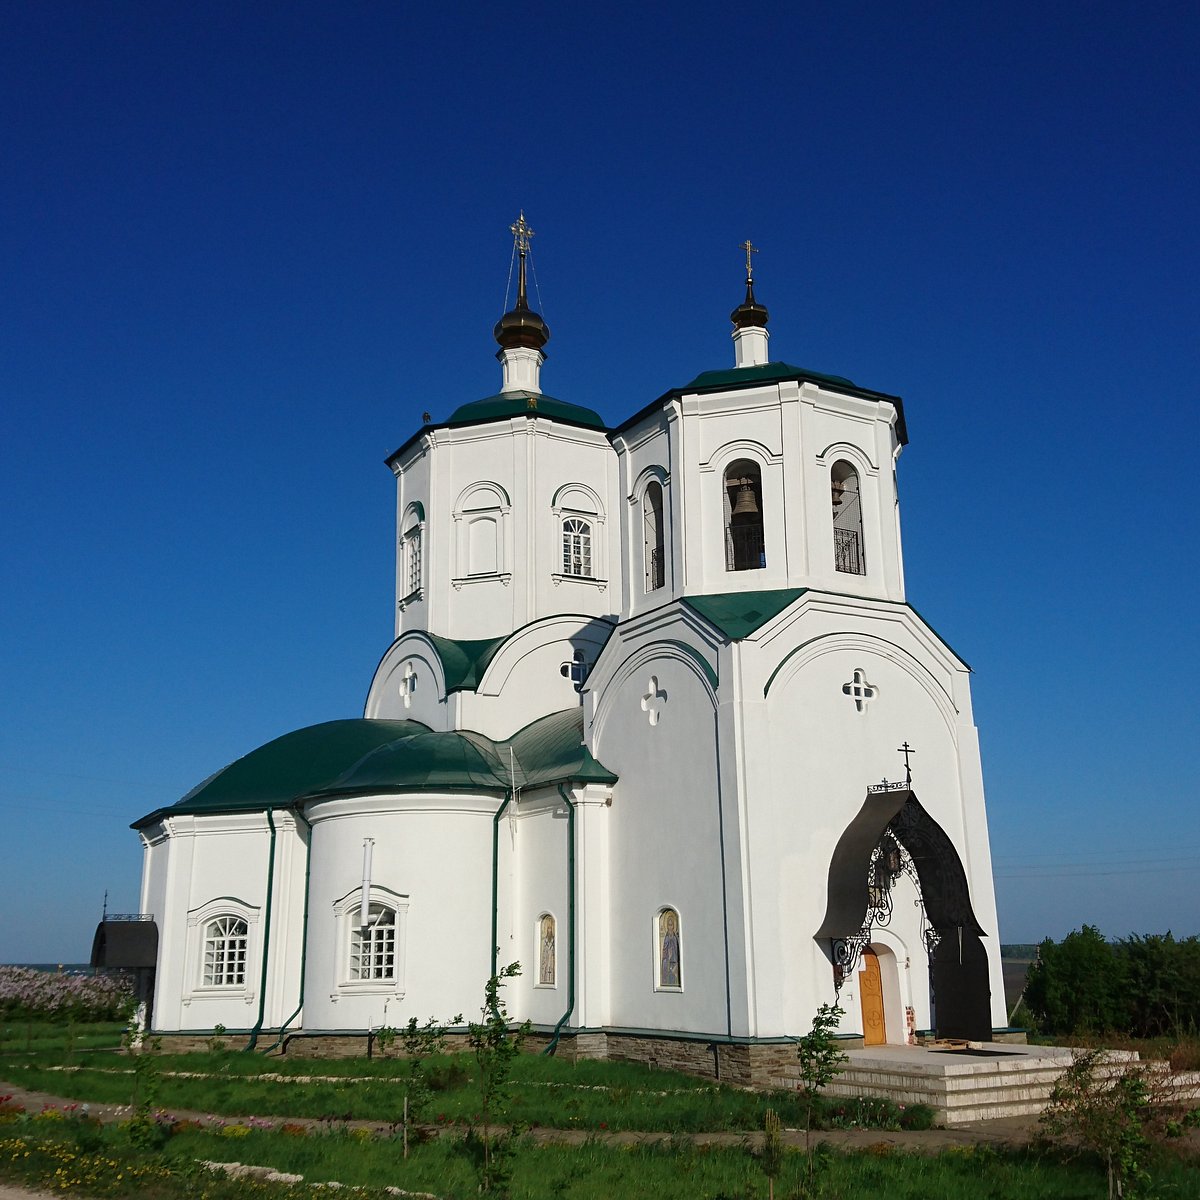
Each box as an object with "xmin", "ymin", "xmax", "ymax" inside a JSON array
[{"xmin": 842, "ymin": 668, "xmax": 876, "ymax": 713}]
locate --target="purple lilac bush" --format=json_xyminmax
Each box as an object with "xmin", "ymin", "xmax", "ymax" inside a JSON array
[{"xmin": 0, "ymin": 967, "xmax": 134, "ymax": 1021}]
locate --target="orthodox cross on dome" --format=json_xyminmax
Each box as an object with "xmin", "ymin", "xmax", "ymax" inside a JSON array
[
  {"xmin": 741, "ymin": 238, "xmax": 759, "ymax": 283},
  {"xmin": 510, "ymin": 211, "xmax": 535, "ymax": 308},
  {"xmin": 841, "ymin": 668, "xmax": 877, "ymax": 712},
  {"xmin": 511, "ymin": 210, "xmax": 535, "ymax": 255},
  {"xmin": 897, "ymin": 740, "xmax": 915, "ymax": 785}
]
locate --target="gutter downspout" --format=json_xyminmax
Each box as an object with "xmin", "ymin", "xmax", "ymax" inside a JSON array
[
  {"xmin": 544, "ymin": 783, "xmax": 577, "ymax": 1056},
  {"xmin": 490, "ymin": 789, "xmax": 514, "ymax": 984},
  {"xmin": 243, "ymin": 807, "xmax": 278, "ymax": 1051},
  {"xmin": 263, "ymin": 806, "xmax": 312, "ymax": 1054}
]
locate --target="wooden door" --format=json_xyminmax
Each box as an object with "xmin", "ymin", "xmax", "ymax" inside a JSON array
[{"xmin": 860, "ymin": 948, "xmax": 887, "ymax": 1046}]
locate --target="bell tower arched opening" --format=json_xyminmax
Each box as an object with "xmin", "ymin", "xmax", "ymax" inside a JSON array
[{"xmin": 723, "ymin": 458, "xmax": 765, "ymax": 571}]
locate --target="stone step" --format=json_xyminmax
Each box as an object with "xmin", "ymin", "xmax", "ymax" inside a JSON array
[{"xmin": 784, "ymin": 1046, "xmax": 1140, "ymax": 1126}]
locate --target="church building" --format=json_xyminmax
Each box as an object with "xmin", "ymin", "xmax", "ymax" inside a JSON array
[{"xmin": 118, "ymin": 218, "xmax": 1008, "ymax": 1080}]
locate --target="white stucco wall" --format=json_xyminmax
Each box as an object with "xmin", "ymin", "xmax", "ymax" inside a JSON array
[
  {"xmin": 302, "ymin": 794, "xmax": 499, "ymax": 1031},
  {"xmin": 141, "ymin": 811, "xmax": 306, "ymax": 1034},
  {"xmin": 589, "ymin": 626, "xmax": 731, "ymax": 1037}
]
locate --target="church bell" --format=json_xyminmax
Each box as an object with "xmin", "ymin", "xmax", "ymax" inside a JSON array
[{"xmin": 730, "ymin": 482, "xmax": 759, "ymax": 522}]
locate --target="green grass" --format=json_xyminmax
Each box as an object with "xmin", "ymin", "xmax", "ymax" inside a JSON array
[
  {"xmin": 0, "ymin": 1039, "xmax": 932, "ymax": 1133},
  {"xmin": 2, "ymin": 1119, "xmax": 1197, "ymax": 1199}
]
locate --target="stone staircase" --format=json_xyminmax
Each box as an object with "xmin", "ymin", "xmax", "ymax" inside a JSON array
[{"xmin": 813, "ymin": 1044, "xmax": 1140, "ymax": 1125}]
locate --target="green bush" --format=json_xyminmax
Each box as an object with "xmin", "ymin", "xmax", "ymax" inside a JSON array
[{"xmin": 1025, "ymin": 926, "xmax": 1200, "ymax": 1039}]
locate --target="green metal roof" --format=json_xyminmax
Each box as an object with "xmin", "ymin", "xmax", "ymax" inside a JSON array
[
  {"xmin": 134, "ymin": 710, "xmax": 616, "ymax": 826},
  {"xmin": 424, "ymin": 633, "xmax": 506, "ymax": 693},
  {"xmin": 316, "ymin": 707, "xmax": 616, "ymax": 798},
  {"xmin": 683, "ymin": 589, "xmax": 807, "ymax": 640},
  {"xmin": 132, "ymin": 718, "xmax": 430, "ymax": 827},
  {"xmin": 610, "ymin": 361, "xmax": 908, "ymax": 445},
  {"xmin": 446, "ymin": 391, "xmax": 606, "ymax": 431},
  {"xmin": 683, "ymin": 361, "xmax": 857, "ymax": 392}
]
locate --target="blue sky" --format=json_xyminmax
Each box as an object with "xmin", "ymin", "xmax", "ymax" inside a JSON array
[{"xmin": 1, "ymin": 2, "xmax": 1196, "ymax": 963}]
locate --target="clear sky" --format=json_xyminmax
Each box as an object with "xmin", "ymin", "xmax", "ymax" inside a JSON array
[{"xmin": 1, "ymin": 2, "xmax": 1197, "ymax": 963}]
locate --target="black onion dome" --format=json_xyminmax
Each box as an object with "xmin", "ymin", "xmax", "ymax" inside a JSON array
[
  {"xmin": 730, "ymin": 280, "xmax": 769, "ymax": 329},
  {"xmin": 493, "ymin": 301, "xmax": 550, "ymax": 351}
]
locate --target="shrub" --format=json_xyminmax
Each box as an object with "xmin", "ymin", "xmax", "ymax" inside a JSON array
[
  {"xmin": 0, "ymin": 967, "xmax": 134, "ymax": 1022},
  {"xmin": 1025, "ymin": 927, "xmax": 1200, "ymax": 1040}
]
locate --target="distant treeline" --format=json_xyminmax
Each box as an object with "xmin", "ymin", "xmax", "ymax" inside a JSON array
[
  {"xmin": 1001, "ymin": 944, "xmax": 1039, "ymax": 960},
  {"xmin": 1022, "ymin": 926, "xmax": 1200, "ymax": 1039}
]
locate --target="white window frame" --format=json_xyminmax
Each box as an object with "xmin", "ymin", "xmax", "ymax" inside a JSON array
[
  {"xmin": 184, "ymin": 896, "xmax": 260, "ymax": 1002},
  {"xmin": 561, "ymin": 516, "xmax": 593, "ymax": 577},
  {"xmin": 399, "ymin": 503, "xmax": 425, "ymax": 608},
  {"xmin": 452, "ymin": 482, "xmax": 513, "ymax": 588},
  {"xmin": 550, "ymin": 484, "xmax": 607, "ymax": 590},
  {"xmin": 332, "ymin": 887, "xmax": 409, "ymax": 998},
  {"xmin": 203, "ymin": 915, "xmax": 249, "ymax": 987}
]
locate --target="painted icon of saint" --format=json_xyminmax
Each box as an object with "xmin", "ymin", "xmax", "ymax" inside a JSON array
[
  {"xmin": 659, "ymin": 909, "xmax": 681, "ymax": 988},
  {"xmin": 539, "ymin": 914, "xmax": 556, "ymax": 985}
]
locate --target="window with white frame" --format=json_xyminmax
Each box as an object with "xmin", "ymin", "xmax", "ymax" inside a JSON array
[
  {"xmin": 332, "ymin": 887, "xmax": 409, "ymax": 994},
  {"xmin": 401, "ymin": 505, "xmax": 424, "ymax": 599},
  {"xmin": 561, "ymin": 517, "xmax": 593, "ymax": 577},
  {"xmin": 349, "ymin": 904, "xmax": 397, "ymax": 982},
  {"xmin": 202, "ymin": 916, "xmax": 248, "ymax": 987}
]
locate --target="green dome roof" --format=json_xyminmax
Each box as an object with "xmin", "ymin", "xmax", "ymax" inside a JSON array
[
  {"xmin": 132, "ymin": 710, "xmax": 617, "ymax": 827},
  {"xmin": 447, "ymin": 390, "xmax": 606, "ymax": 431}
]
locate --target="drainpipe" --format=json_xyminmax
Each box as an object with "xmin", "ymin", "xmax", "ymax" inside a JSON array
[
  {"xmin": 243, "ymin": 807, "xmax": 278, "ymax": 1051},
  {"xmin": 544, "ymin": 784, "xmax": 577, "ymax": 1056},
  {"xmin": 263, "ymin": 807, "xmax": 312, "ymax": 1054},
  {"xmin": 490, "ymin": 789, "xmax": 514, "ymax": 984}
]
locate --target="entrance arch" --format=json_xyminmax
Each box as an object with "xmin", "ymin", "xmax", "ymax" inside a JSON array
[{"xmin": 816, "ymin": 788, "xmax": 992, "ymax": 1042}]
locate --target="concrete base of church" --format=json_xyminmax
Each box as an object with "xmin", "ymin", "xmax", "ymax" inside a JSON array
[{"xmin": 823, "ymin": 1044, "xmax": 1139, "ymax": 1125}]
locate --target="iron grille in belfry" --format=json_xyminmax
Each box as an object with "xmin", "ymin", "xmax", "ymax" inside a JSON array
[
  {"xmin": 731, "ymin": 525, "xmax": 765, "ymax": 571},
  {"xmin": 646, "ymin": 547, "xmax": 664, "ymax": 591},
  {"xmin": 835, "ymin": 527, "xmax": 865, "ymax": 575}
]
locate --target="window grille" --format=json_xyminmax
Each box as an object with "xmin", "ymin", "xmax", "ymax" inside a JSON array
[
  {"xmin": 202, "ymin": 916, "xmax": 248, "ymax": 987},
  {"xmin": 832, "ymin": 463, "xmax": 866, "ymax": 575},
  {"xmin": 561, "ymin": 517, "xmax": 593, "ymax": 577},
  {"xmin": 404, "ymin": 529, "xmax": 422, "ymax": 596},
  {"xmin": 350, "ymin": 905, "xmax": 397, "ymax": 981}
]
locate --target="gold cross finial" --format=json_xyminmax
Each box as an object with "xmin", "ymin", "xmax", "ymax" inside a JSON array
[
  {"xmin": 511, "ymin": 210, "xmax": 535, "ymax": 256},
  {"xmin": 741, "ymin": 239, "xmax": 758, "ymax": 283}
]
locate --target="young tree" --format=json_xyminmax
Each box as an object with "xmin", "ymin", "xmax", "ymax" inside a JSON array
[
  {"xmin": 466, "ymin": 961, "xmax": 530, "ymax": 1195},
  {"xmin": 396, "ymin": 1012, "xmax": 460, "ymax": 1158},
  {"xmin": 795, "ymin": 1002, "xmax": 847, "ymax": 1189}
]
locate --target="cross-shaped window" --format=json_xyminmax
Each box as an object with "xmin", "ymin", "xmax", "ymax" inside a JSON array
[{"xmin": 842, "ymin": 668, "xmax": 877, "ymax": 713}]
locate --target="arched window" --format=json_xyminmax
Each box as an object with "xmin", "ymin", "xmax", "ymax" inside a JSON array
[
  {"xmin": 452, "ymin": 483, "xmax": 511, "ymax": 583},
  {"xmin": 401, "ymin": 506, "xmax": 423, "ymax": 598},
  {"xmin": 562, "ymin": 517, "xmax": 593, "ymax": 577},
  {"xmin": 349, "ymin": 904, "xmax": 397, "ymax": 982},
  {"xmin": 723, "ymin": 459, "xmax": 765, "ymax": 571},
  {"xmin": 656, "ymin": 907, "xmax": 682, "ymax": 990},
  {"xmin": 202, "ymin": 916, "xmax": 248, "ymax": 987},
  {"xmin": 643, "ymin": 481, "xmax": 665, "ymax": 592},
  {"xmin": 831, "ymin": 461, "xmax": 865, "ymax": 575}
]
